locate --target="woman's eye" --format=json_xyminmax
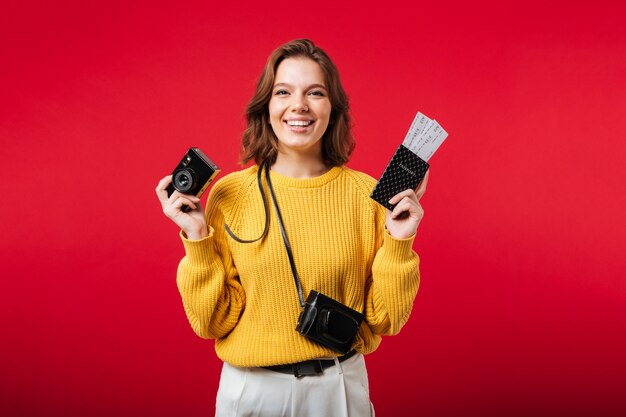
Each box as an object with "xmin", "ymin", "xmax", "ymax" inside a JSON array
[
  {"xmin": 309, "ymin": 91, "xmax": 325, "ymax": 96},
  {"xmin": 275, "ymin": 90, "xmax": 289, "ymax": 95}
]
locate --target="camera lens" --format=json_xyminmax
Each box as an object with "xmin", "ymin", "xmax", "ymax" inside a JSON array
[{"xmin": 173, "ymin": 169, "xmax": 195, "ymax": 193}]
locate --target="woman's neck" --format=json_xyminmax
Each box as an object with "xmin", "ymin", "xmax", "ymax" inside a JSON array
[{"xmin": 271, "ymin": 152, "xmax": 331, "ymax": 179}]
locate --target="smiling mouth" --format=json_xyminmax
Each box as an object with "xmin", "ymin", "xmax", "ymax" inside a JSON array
[{"xmin": 285, "ymin": 120, "xmax": 314, "ymax": 126}]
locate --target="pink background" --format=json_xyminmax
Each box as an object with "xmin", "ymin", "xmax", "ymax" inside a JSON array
[{"xmin": 2, "ymin": 1, "xmax": 625, "ymax": 415}]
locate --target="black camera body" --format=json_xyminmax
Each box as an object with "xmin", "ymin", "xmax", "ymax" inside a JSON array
[
  {"xmin": 166, "ymin": 147, "xmax": 220, "ymax": 212},
  {"xmin": 296, "ymin": 291, "xmax": 364, "ymax": 354}
]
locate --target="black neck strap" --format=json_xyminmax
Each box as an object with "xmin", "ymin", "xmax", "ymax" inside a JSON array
[
  {"xmin": 224, "ymin": 163, "xmax": 269, "ymax": 244},
  {"xmin": 224, "ymin": 163, "xmax": 306, "ymax": 308}
]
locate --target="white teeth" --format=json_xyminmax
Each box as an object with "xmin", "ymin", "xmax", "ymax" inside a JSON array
[{"xmin": 287, "ymin": 120, "xmax": 312, "ymax": 126}]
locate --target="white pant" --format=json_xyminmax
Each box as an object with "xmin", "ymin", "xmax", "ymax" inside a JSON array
[{"xmin": 215, "ymin": 353, "xmax": 375, "ymax": 417}]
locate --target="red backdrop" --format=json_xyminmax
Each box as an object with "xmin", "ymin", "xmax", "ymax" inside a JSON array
[{"xmin": 2, "ymin": 1, "xmax": 625, "ymax": 415}]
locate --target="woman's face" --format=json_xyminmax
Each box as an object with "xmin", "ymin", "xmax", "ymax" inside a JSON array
[{"xmin": 269, "ymin": 57, "xmax": 332, "ymax": 158}]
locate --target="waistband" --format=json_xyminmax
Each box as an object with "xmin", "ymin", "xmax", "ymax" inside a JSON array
[{"xmin": 262, "ymin": 350, "xmax": 357, "ymax": 378}]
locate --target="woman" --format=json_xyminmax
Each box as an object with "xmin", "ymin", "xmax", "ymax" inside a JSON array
[{"xmin": 156, "ymin": 39, "xmax": 427, "ymax": 416}]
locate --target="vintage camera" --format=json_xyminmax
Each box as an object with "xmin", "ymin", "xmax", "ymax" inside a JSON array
[
  {"xmin": 296, "ymin": 291, "xmax": 364, "ymax": 354},
  {"xmin": 166, "ymin": 147, "xmax": 220, "ymax": 212}
]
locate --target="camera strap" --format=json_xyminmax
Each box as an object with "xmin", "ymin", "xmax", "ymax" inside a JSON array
[
  {"xmin": 224, "ymin": 162, "xmax": 305, "ymax": 308},
  {"xmin": 224, "ymin": 163, "xmax": 270, "ymax": 244}
]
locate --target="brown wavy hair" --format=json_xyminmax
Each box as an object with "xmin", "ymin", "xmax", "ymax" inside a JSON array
[{"xmin": 240, "ymin": 39, "xmax": 355, "ymax": 166}]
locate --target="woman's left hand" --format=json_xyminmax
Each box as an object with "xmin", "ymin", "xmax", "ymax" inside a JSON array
[{"xmin": 385, "ymin": 170, "xmax": 429, "ymax": 239}]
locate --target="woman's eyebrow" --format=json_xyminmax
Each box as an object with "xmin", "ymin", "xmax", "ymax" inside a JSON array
[{"xmin": 273, "ymin": 82, "xmax": 327, "ymax": 90}]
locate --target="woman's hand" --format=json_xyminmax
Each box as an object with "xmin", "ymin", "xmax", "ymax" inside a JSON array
[
  {"xmin": 155, "ymin": 175, "xmax": 209, "ymax": 240},
  {"xmin": 385, "ymin": 170, "xmax": 429, "ymax": 240}
]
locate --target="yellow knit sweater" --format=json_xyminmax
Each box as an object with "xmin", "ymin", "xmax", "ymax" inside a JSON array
[{"xmin": 177, "ymin": 165, "xmax": 420, "ymax": 367}]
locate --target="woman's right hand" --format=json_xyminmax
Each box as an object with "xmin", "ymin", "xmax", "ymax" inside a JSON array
[{"xmin": 155, "ymin": 175, "xmax": 209, "ymax": 240}]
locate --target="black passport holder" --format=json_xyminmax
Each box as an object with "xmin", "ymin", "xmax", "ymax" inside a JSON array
[{"xmin": 370, "ymin": 145, "xmax": 430, "ymax": 211}]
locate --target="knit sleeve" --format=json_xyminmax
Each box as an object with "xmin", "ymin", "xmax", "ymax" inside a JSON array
[
  {"xmin": 364, "ymin": 205, "xmax": 420, "ymax": 336},
  {"xmin": 176, "ymin": 178, "xmax": 245, "ymax": 339}
]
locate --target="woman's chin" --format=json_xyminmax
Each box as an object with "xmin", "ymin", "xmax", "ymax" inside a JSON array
[{"xmin": 277, "ymin": 137, "xmax": 322, "ymax": 153}]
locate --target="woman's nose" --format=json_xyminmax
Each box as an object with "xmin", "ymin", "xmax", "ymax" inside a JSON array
[{"xmin": 292, "ymin": 99, "xmax": 309, "ymax": 112}]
